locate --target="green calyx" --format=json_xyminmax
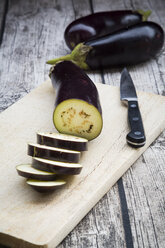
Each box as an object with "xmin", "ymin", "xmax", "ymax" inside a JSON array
[
  {"xmin": 46, "ymin": 43, "xmax": 92, "ymax": 70},
  {"xmin": 137, "ymin": 9, "xmax": 152, "ymax": 21}
]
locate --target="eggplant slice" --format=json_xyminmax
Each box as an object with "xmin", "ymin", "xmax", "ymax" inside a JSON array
[
  {"xmin": 37, "ymin": 132, "xmax": 88, "ymax": 151},
  {"xmin": 26, "ymin": 179, "xmax": 66, "ymax": 193},
  {"xmin": 16, "ymin": 164, "xmax": 57, "ymax": 181},
  {"xmin": 28, "ymin": 143, "xmax": 80, "ymax": 163},
  {"xmin": 32, "ymin": 157, "xmax": 82, "ymax": 175}
]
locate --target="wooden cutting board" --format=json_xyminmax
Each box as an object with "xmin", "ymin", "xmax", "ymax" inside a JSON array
[{"xmin": 0, "ymin": 80, "xmax": 165, "ymax": 248}]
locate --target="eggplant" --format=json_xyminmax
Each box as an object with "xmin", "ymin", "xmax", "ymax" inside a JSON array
[
  {"xmin": 26, "ymin": 179, "xmax": 66, "ymax": 193},
  {"xmin": 47, "ymin": 21, "xmax": 164, "ymax": 70},
  {"xmin": 32, "ymin": 157, "xmax": 82, "ymax": 175},
  {"xmin": 28, "ymin": 143, "xmax": 80, "ymax": 163},
  {"xmin": 16, "ymin": 164, "xmax": 57, "ymax": 181},
  {"xmin": 64, "ymin": 10, "xmax": 151, "ymax": 50},
  {"xmin": 37, "ymin": 132, "xmax": 88, "ymax": 151},
  {"xmin": 49, "ymin": 61, "xmax": 103, "ymax": 140}
]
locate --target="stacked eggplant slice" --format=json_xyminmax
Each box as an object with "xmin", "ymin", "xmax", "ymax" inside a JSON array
[{"xmin": 16, "ymin": 132, "xmax": 88, "ymax": 192}]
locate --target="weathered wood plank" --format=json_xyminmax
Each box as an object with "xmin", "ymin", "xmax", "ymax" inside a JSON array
[
  {"xmin": 87, "ymin": 1, "xmax": 165, "ymax": 248},
  {"xmin": 122, "ymin": 0, "xmax": 165, "ymax": 247},
  {"xmin": 124, "ymin": 149, "xmax": 165, "ymax": 248},
  {"xmin": 58, "ymin": 186, "xmax": 126, "ymax": 248},
  {"xmin": 0, "ymin": 0, "xmax": 74, "ymax": 112},
  {"xmin": 93, "ymin": 0, "xmax": 165, "ymax": 247},
  {"xmin": 0, "ymin": 0, "xmax": 8, "ymax": 45},
  {"xmin": 0, "ymin": 0, "xmax": 165, "ymax": 248}
]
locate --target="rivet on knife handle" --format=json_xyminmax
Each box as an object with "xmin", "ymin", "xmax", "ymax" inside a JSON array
[{"xmin": 127, "ymin": 100, "xmax": 146, "ymax": 148}]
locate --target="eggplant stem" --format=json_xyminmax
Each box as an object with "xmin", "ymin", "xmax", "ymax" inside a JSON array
[
  {"xmin": 46, "ymin": 43, "xmax": 92, "ymax": 70},
  {"xmin": 47, "ymin": 54, "xmax": 72, "ymax": 65},
  {"xmin": 137, "ymin": 9, "xmax": 152, "ymax": 21}
]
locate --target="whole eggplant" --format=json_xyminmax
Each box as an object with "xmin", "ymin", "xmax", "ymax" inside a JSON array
[
  {"xmin": 47, "ymin": 21, "xmax": 164, "ymax": 70},
  {"xmin": 50, "ymin": 61, "xmax": 103, "ymax": 140},
  {"xmin": 64, "ymin": 10, "xmax": 151, "ymax": 50}
]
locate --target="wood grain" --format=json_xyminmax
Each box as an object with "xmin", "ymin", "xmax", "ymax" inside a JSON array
[
  {"xmin": 91, "ymin": 1, "xmax": 165, "ymax": 248},
  {"xmin": 0, "ymin": 81, "xmax": 165, "ymax": 248},
  {"xmin": 0, "ymin": 0, "xmax": 165, "ymax": 247}
]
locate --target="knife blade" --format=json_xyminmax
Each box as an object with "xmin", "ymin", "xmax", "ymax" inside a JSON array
[{"xmin": 120, "ymin": 68, "xmax": 146, "ymax": 148}]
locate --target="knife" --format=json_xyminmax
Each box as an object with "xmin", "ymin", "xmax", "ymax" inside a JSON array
[{"xmin": 120, "ymin": 68, "xmax": 146, "ymax": 148}]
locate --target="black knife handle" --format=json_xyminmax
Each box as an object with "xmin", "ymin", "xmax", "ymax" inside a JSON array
[{"xmin": 126, "ymin": 101, "xmax": 146, "ymax": 148}]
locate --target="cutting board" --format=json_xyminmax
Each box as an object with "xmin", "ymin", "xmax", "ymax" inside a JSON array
[{"xmin": 0, "ymin": 80, "xmax": 165, "ymax": 248}]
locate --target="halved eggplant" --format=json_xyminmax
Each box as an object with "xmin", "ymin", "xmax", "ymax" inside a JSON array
[
  {"xmin": 50, "ymin": 61, "xmax": 103, "ymax": 140},
  {"xmin": 26, "ymin": 179, "xmax": 66, "ymax": 193},
  {"xmin": 16, "ymin": 164, "xmax": 57, "ymax": 181},
  {"xmin": 28, "ymin": 143, "xmax": 80, "ymax": 163},
  {"xmin": 32, "ymin": 157, "xmax": 82, "ymax": 175},
  {"xmin": 37, "ymin": 132, "xmax": 88, "ymax": 151}
]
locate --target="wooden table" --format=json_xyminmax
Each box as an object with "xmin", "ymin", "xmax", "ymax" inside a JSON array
[{"xmin": 0, "ymin": 0, "xmax": 165, "ymax": 247}]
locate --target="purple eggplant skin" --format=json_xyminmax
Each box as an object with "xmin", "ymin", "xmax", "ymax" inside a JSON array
[
  {"xmin": 16, "ymin": 166, "xmax": 57, "ymax": 181},
  {"xmin": 85, "ymin": 21, "xmax": 164, "ymax": 69},
  {"xmin": 51, "ymin": 61, "xmax": 102, "ymax": 112},
  {"xmin": 37, "ymin": 133, "xmax": 88, "ymax": 151},
  {"xmin": 17, "ymin": 170, "xmax": 56, "ymax": 181},
  {"xmin": 64, "ymin": 10, "xmax": 151, "ymax": 50},
  {"xmin": 32, "ymin": 158, "xmax": 82, "ymax": 175},
  {"xmin": 28, "ymin": 143, "xmax": 80, "ymax": 163},
  {"xmin": 47, "ymin": 21, "xmax": 164, "ymax": 70}
]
